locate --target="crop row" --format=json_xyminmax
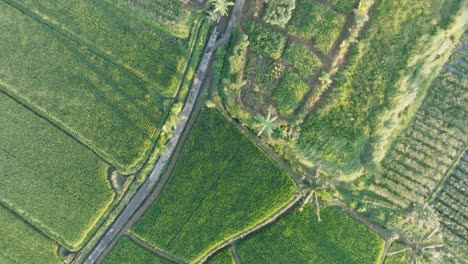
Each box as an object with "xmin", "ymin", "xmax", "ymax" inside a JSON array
[
  {"xmin": 0, "ymin": 92, "xmax": 115, "ymax": 249},
  {"xmin": 133, "ymin": 110, "xmax": 295, "ymax": 263},
  {"xmin": 16, "ymin": 0, "xmax": 189, "ymax": 97},
  {"xmin": 236, "ymin": 206, "xmax": 384, "ymax": 264}
]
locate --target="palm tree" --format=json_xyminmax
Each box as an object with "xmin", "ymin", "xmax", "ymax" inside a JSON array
[
  {"xmin": 254, "ymin": 108, "xmax": 278, "ymax": 138},
  {"xmin": 208, "ymin": 0, "xmax": 234, "ymax": 21},
  {"xmin": 294, "ymin": 164, "xmax": 336, "ymax": 221},
  {"xmin": 386, "ymin": 225, "xmax": 446, "ymax": 264}
]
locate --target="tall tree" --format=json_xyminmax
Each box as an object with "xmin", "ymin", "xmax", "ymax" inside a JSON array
[{"xmin": 208, "ymin": 0, "xmax": 234, "ymax": 21}]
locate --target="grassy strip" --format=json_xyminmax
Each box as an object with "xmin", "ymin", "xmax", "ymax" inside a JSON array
[
  {"xmin": 103, "ymin": 236, "xmax": 173, "ymax": 264},
  {"xmin": 0, "ymin": 91, "xmax": 114, "ymax": 249},
  {"xmin": 0, "ymin": 204, "xmax": 62, "ymax": 263},
  {"xmin": 237, "ymin": 206, "xmax": 385, "ymax": 264},
  {"xmin": 133, "ymin": 110, "xmax": 295, "ymax": 263},
  {"xmin": 0, "ymin": 0, "xmax": 189, "ymax": 173},
  {"xmin": 299, "ymin": 0, "xmax": 464, "ymax": 175}
]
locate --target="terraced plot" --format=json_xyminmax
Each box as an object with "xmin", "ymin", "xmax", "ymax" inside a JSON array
[
  {"xmin": 0, "ymin": 92, "xmax": 114, "ymax": 249},
  {"xmin": 237, "ymin": 206, "xmax": 384, "ymax": 264},
  {"xmin": 103, "ymin": 236, "xmax": 173, "ymax": 264},
  {"xmin": 0, "ymin": 0, "xmax": 199, "ymax": 173},
  {"xmin": 133, "ymin": 110, "xmax": 295, "ymax": 263},
  {"xmin": 0, "ymin": 204, "xmax": 61, "ymax": 264}
]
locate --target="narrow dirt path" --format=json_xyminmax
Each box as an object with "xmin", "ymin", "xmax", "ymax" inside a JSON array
[{"xmin": 230, "ymin": 244, "xmax": 242, "ymax": 264}]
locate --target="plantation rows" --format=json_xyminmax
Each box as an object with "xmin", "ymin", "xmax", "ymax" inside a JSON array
[
  {"xmin": 371, "ymin": 70, "xmax": 467, "ymax": 208},
  {"xmin": 236, "ymin": 207, "xmax": 384, "ymax": 264},
  {"xmin": 0, "ymin": 92, "xmax": 115, "ymax": 249},
  {"xmin": 0, "ymin": 204, "xmax": 61, "ymax": 264},
  {"xmin": 133, "ymin": 110, "xmax": 295, "ymax": 263},
  {"xmin": 433, "ymin": 152, "xmax": 468, "ymax": 260},
  {"xmin": 106, "ymin": 0, "xmax": 194, "ymax": 39}
]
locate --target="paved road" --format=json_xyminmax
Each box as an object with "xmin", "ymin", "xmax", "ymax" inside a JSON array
[{"xmin": 83, "ymin": 25, "xmax": 219, "ymax": 264}]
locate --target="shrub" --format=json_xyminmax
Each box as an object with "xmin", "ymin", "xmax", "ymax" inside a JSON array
[
  {"xmin": 263, "ymin": 0, "xmax": 296, "ymax": 27},
  {"xmin": 245, "ymin": 20, "xmax": 286, "ymax": 59},
  {"xmin": 283, "ymin": 42, "xmax": 321, "ymax": 79},
  {"xmin": 272, "ymin": 71, "xmax": 309, "ymax": 115}
]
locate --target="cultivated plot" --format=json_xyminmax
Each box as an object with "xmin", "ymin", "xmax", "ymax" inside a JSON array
[
  {"xmin": 0, "ymin": 0, "xmax": 198, "ymax": 173},
  {"xmin": 0, "ymin": 205, "xmax": 62, "ymax": 264},
  {"xmin": 133, "ymin": 110, "xmax": 295, "ymax": 263},
  {"xmin": 103, "ymin": 236, "xmax": 173, "ymax": 264},
  {"xmin": 237, "ymin": 206, "xmax": 384, "ymax": 264},
  {"xmin": 0, "ymin": 92, "xmax": 114, "ymax": 249}
]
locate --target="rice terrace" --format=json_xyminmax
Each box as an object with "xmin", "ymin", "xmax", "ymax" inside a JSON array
[{"xmin": 0, "ymin": 0, "xmax": 466, "ymax": 263}]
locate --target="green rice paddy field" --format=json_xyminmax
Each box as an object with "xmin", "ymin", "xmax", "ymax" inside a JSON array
[
  {"xmin": 0, "ymin": 0, "xmax": 201, "ymax": 173},
  {"xmin": 0, "ymin": 91, "xmax": 115, "ymax": 249},
  {"xmin": 133, "ymin": 110, "xmax": 296, "ymax": 263},
  {"xmin": 0, "ymin": 204, "xmax": 62, "ymax": 264},
  {"xmin": 237, "ymin": 206, "xmax": 385, "ymax": 264},
  {"xmin": 0, "ymin": 0, "xmax": 206, "ymax": 256}
]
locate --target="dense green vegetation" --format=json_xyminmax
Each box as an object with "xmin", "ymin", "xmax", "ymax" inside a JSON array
[
  {"xmin": 206, "ymin": 248, "xmax": 236, "ymax": 264},
  {"xmin": 299, "ymin": 0, "xmax": 464, "ymax": 175},
  {"xmin": 245, "ymin": 20, "xmax": 286, "ymax": 59},
  {"xmin": 237, "ymin": 206, "xmax": 384, "ymax": 264},
  {"xmin": 133, "ymin": 110, "xmax": 295, "ymax": 263},
  {"xmin": 330, "ymin": 0, "xmax": 358, "ymax": 14},
  {"xmin": 103, "ymin": 236, "xmax": 173, "ymax": 264},
  {"xmin": 263, "ymin": 0, "xmax": 295, "ymax": 27},
  {"xmin": 0, "ymin": 205, "xmax": 61, "ymax": 264},
  {"xmin": 0, "ymin": 0, "xmax": 194, "ymax": 173},
  {"xmin": 0, "ymin": 92, "xmax": 114, "ymax": 249},
  {"xmin": 272, "ymin": 71, "xmax": 309, "ymax": 115},
  {"xmin": 283, "ymin": 42, "xmax": 321, "ymax": 79},
  {"xmin": 287, "ymin": 0, "xmax": 346, "ymax": 53}
]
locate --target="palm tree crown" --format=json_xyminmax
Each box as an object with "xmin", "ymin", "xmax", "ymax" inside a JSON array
[{"xmin": 254, "ymin": 109, "xmax": 278, "ymax": 138}]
